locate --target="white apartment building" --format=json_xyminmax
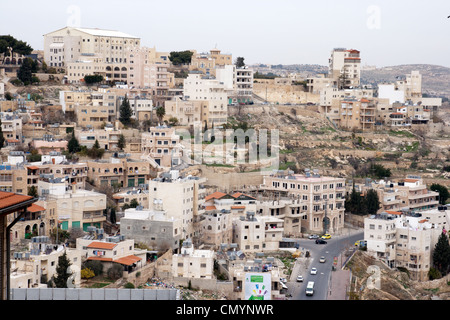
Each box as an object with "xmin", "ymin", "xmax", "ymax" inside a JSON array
[
  {"xmin": 172, "ymin": 239, "xmax": 215, "ymax": 279},
  {"xmin": 183, "ymin": 73, "xmax": 228, "ymax": 126},
  {"xmin": 216, "ymin": 65, "xmax": 254, "ymax": 104},
  {"xmin": 38, "ymin": 178, "xmax": 107, "ymax": 232},
  {"xmin": 10, "ymin": 237, "xmax": 82, "ymax": 289},
  {"xmin": 148, "ymin": 172, "xmax": 207, "ymax": 240},
  {"xmin": 364, "ymin": 209, "xmax": 447, "ymax": 280},
  {"xmin": 260, "ymin": 170, "xmax": 346, "ymax": 234},
  {"xmin": 141, "ymin": 126, "xmax": 182, "ymax": 168},
  {"xmin": 43, "ymin": 26, "xmax": 140, "ymax": 69},
  {"xmin": 328, "ymin": 48, "xmax": 361, "ymax": 89}
]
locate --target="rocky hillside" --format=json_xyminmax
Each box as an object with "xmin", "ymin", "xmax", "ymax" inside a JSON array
[
  {"xmin": 346, "ymin": 250, "xmax": 450, "ymax": 300},
  {"xmin": 228, "ymin": 105, "xmax": 450, "ymax": 185}
]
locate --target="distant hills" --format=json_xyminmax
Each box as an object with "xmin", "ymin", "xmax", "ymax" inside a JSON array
[
  {"xmin": 361, "ymin": 64, "xmax": 450, "ymax": 99},
  {"xmin": 250, "ymin": 63, "xmax": 450, "ymax": 99}
]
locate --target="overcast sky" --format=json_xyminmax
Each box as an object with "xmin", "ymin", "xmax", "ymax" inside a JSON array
[{"xmin": 2, "ymin": 0, "xmax": 450, "ymax": 67}]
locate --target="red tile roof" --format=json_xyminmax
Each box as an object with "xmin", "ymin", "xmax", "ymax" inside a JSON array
[
  {"xmin": 27, "ymin": 203, "xmax": 45, "ymax": 213},
  {"xmin": 87, "ymin": 241, "xmax": 117, "ymax": 250},
  {"xmin": 0, "ymin": 191, "xmax": 33, "ymax": 211},
  {"xmin": 115, "ymin": 255, "xmax": 142, "ymax": 266},
  {"xmin": 205, "ymin": 192, "xmax": 227, "ymax": 201}
]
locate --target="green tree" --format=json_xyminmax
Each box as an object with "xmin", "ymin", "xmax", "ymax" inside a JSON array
[
  {"xmin": 68, "ymin": 131, "xmax": 81, "ymax": 153},
  {"xmin": 119, "ymin": 95, "xmax": 132, "ymax": 125},
  {"xmin": 117, "ymin": 134, "xmax": 126, "ymax": 151},
  {"xmin": 0, "ymin": 35, "xmax": 33, "ymax": 63},
  {"xmin": 0, "ymin": 119, "xmax": 5, "ymax": 148},
  {"xmin": 430, "ymin": 183, "xmax": 450, "ymax": 205},
  {"xmin": 17, "ymin": 57, "xmax": 36, "ymax": 85},
  {"xmin": 432, "ymin": 232, "xmax": 450, "ymax": 276},
  {"xmin": 168, "ymin": 50, "xmax": 193, "ymax": 65},
  {"xmin": 156, "ymin": 106, "xmax": 165, "ymax": 124},
  {"xmin": 27, "ymin": 186, "xmax": 38, "ymax": 198},
  {"xmin": 345, "ymin": 187, "xmax": 367, "ymax": 215},
  {"xmin": 235, "ymin": 57, "xmax": 245, "ymax": 68},
  {"xmin": 87, "ymin": 139, "xmax": 104, "ymax": 159},
  {"xmin": 84, "ymin": 74, "xmax": 104, "ymax": 85},
  {"xmin": 365, "ymin": 189, "xmax": 380, "ymax": 215},
  {"xmin": 369, "ymin": 163, "xmax": 391, "ymax": 179},
  {"xmin": 53, "ymin": 251, "xmax": 72, "ymax": 288}
]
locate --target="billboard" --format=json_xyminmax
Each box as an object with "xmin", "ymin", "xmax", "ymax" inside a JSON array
[{"xmin": 244, "ymin": 273, "xmax": 271, "ymax": 300}]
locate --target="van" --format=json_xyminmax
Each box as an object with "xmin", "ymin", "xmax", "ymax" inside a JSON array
[{"xmin": 305, "ymin": 281, "xmax": 315, "ymax": 296}]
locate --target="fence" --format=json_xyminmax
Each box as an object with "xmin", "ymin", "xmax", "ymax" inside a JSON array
[{"xmin": 10, "ymin": 288, "xmax": 179, "ymax": 300}]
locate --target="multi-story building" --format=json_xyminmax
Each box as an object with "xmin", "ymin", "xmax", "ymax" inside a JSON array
[
  {"xmin": 164, "ymin": 98, "xmax": 204, "ymax": 126},
  {"xmin": 172, "ymin": 239, "xmax": 215, "ymax": 279},
  {"xmin": 77, "ymin": 236, "xmax": 147, "ymax": 273},
  {"xmin": 353, "ymin": 176, "xmax": 439, "ymax": 213},
  {"xmin": 197, "ymin": 209, "xmax": 233, "ymax": 249},
  {"xmin": 259, "ymin": 170, "xmax": 346, "ymax": 234},
  {"xmin": 10, "ymin": 236, "xmax": 82, "ymax": 289},
  {"xmin": 141, "ymin": 125, "xmax": 182, "ymax": 168},
  {"xmin": 1, "ymin": 113, "xmax": 22, "ymax": 144},
  {"xmin": 215, "ymin": 64, "xmax": 254, "ymax": 105},
  {"xmin": 189, "ymin": 49, "xmax": 232, "ymax": 77},
  {"xmin": 257, "ymin": 198, "xmax": 303, "ymax": 237},
  {"xmin": 43, "ymin": 26, "xmax": 140, "ymax": 70},
  {"xmin": 38, "ymin": 177, "xmax": 107, "ymax": 232},
  {"xmin": 183, "ymin": 73, "xmax": 228, "ymax": 126},
  {"xmin": 338, "ymin": 98, "xmax": 376, "ymax": 131},
  {"xmin": 120, "ymin": 202, "xmax": 183, "ymax": 253},
  {"xmin": 328, "ymin": 48, "xmax": 361, "ymax": 89},
  {"xmin": 232, "ymin": 211, "xmax": 284, "ymax": 253},
  {"xmin": 148, "ymin": 171, "xmax": 207, "ymax": 241},
  {"xmin": 364, "ymin": 209, "xmax": 446, "ymax": 281},
  {"xmin": 87, "ymin": 156, "xmax": 154, "ymax": 189}
]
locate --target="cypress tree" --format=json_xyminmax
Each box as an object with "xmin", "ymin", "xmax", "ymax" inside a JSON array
[
  {"xmin": 433, "ymin": 231, "xmax": 450, "ymax": 276},
  {"xmin": 54, "ymin": 251, "xmax": 72, "ymax": 288}
]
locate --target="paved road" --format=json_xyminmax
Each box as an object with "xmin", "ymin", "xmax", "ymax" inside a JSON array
[{"xmin": 287, "ymin": 229, "xmax": 364, "ymax": 300}]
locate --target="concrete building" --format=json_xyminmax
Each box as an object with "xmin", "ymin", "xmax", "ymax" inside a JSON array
[
  {"xmin": 197, "ymin": 209, "xmax": 233, "ymax": 249},
  {"xmin": 353, "ymin": 176, "xmax": 439, "ymax": 213},
  {"xmin": 232, "ymin": 211, "xmax": 284, "ymax": 253},
  {"xmin": 10, "ymin": 236, "xmax": 82, "ymax": 289},
  {"xmin": 43, "ymin": 26, "xmax": 140, "ymax": 71},
  {"xmin": 148, "ymin": 172, "xmax": 207, "ymax": 241},
  {"xmin": 77, "ymin": 236, "xmax": 147, "ymax": 273},
  {"xmin": 38, "ymin": 177, "xmax": 107, "ymax": 232},
  {"xmin": 183, "ymin": 73, "xmax": 228, "ymax": 127},
  {"xmin": 140, "ymin": 125, "xmax": 183, "ymax": 168},
  {"xmin": 259, "ymin": 170, "xmax": 346, "ymax": 234},
  {"xmin": 119, "ymin": 203, "xmax": 182, "ymax": 253},
  {"xmin": 87, "ymin": 156, "xmax": 154, "ymax": 189},
  {"xmin": 164, "ymin": 98, "xmax": 204, "ymax": 126},
  {"xmin": 338, "ymin": 98, "xmax": 376, "ymax": 131},
  {"xmin": 189, "ymin": 49, "xmax": 232, "ymax": 77},
  {"xmin": 364, "ymin": 209, "xmax": 446, "ymax": 281},
  {"xmin": 172, "ymin": 239, "xmax": 215, "ymax": 279}
]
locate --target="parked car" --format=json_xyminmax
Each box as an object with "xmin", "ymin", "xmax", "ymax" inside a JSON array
[
  {"xmin": 321, "ymin": 234, "xmax": 331, "ymax": 239},
  {"xmin": 296, "ymin": 275, "xmax": 304, "ymax": 282},
  {"xmin": 280, "ymin": 277, "xmax": 287, "ymax": 283},
  {"xmin": 310, "ymin": 268, "xmax": 317, "ymax": 275},
  {"xmin": 319, "ymin": 256, "xmax": 326, "ymax": 263},
  {"xmin": 315, "ymin": 239, "xmax": 327, "ymax": 244},
  {"xmin": 308, "ymin": 234, "xmax": 319, "ymax": 240}
]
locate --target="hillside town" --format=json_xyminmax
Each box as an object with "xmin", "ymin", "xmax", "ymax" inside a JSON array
[{"xmin": 0, "ymin": 25, "xmax": 450, "ymax": 302}]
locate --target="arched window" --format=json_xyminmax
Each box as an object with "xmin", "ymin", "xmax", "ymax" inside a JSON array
[{"xmin": 106, "ymin": 66, "xmax": 112, "ymax": 71}]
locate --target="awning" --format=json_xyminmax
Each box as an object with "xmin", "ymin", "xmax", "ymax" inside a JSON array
[
  {"xmin": 27, "ymin": 166, "xmax": 39, "ymax": 170},
  {"xmin": 115, "ymin": 255, "xmax": 142, "ymax": 266}
]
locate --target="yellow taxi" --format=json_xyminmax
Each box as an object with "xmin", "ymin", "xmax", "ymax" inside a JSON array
[{"xmin": 321, "ymin": 234, "xmax": 331, "ymax": 239}]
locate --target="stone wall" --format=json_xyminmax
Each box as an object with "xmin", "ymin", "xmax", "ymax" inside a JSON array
[{"xmin": 253, "ymin": 82, "xmax": 319, "ymax": 104}]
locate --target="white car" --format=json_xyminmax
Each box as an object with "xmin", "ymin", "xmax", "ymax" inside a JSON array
[
  {"xmin": 280, "ymin": 277, "xmax": 287, "ymax": 283},
  {"xmin": 296, "ymin": 275, "xmax": 304, "ymax": 282},
  {"xmin": 319, "ymin": 256, "xmax": 326, "ymax": 263},
  {"xmin": 310, "ymin": 267, "xmax": 317, "ymax": 275}
]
